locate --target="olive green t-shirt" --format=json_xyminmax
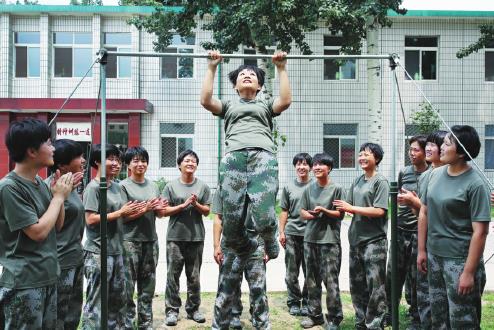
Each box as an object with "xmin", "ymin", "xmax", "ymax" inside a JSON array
[
  {"xmin": 0, "ymin": 172, "xmax": 59, "ymax": 289},
  {"xmin": 162, "ymin": 178, "xmax": 211, "ymax": 242},
  {"xmin": 280, "ymin": 178, "xmax": 312, "ymax": 237},
  {"xmin": 397, "ymin": 165, "xmax": 429, "ymax": 231},
  {"xmin": 422, "ymin": 166, "xmax": 491, "ymax": 258},
  {"xmin": 300, "ymin": 180, "xmax": 345, "ymax": 244},
  {"xmin": 83, "ymin": 179, "xmax": 124, "ymax": 255},
  {"xmin": 347, "ymin": 173, "xmax": 389, "ymax": 247},
  {"xmin": 120, "ymin": 178, "xmax": 160, "ymax": 242},
  {"xmin": 46, "ymin": 175, "xmax": 85, "ymax": 269},
  {"xmin": 216, "ymin": 98, "xmax": 279, "ymax": 153}
]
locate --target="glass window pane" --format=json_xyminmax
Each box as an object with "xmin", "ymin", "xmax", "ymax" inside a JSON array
[
  {"xmin": 15, "ymin": 32, "xmax": 40, "ymax": 44},
  {"xmin": 171, "ymin": 34, "xmax": 195, "ymax": 45},
  {"xmin": 340, "ymin": 59, "xmax": 356, "ymax": 79},
  {"xmin": 161, "ymin": 48, "xmax": 177, "ymax": 78},
  {"xmin": 107, "ymin": 123, "xmax": 128, "ymax": 148},
  {"xmin": 178, "ymin": 137, "xmax": 193, "ymax": 154},
  {"xmin": 486, "ymin": 52, "xmax": 494, "ymax": 82},
  {"xmin": 106, "ymin": 47, "xmax": 117, "ymax": 78},
  {"xmin": 74, "ymin": 33, "xmax": 92, "ymax": 45},
  {"xmin": 324, "ymin": 35, "xmax": 343, "ymax": 47},
  {"xmin": 73, "ymin": 48, "xmax": 93, "ymax": 77},
  {"xmin": 178, "ymin": 48, "xmax": 193, "ymax": 78},
  {"xmin": 15, "ymin": 46, "xmax": 27, "ymax": 77},
  {"xmin": 421, "ymin": 51, "xmax": 436, "ymax": 80},
  {"xmin": 28, "ymin": 47, "xmax": 40, "ymax": 77},
  {"xmin": 104, "ymin": 32, "xmax": 131, "ymax": 45},
  {"xmin": 323, "ymin": 138, "xmax": 340, "ymax": 169},
  {"xmin": 405, "ymin": 37, "xmax": 438, "ymax": 47},
  {"xmin": 324, "ymin": 49, "xmax": 339, "ymax": 80},
  {"xmin": 118, "ymin": 47, "xmax": 131, "ymax": 78},
  {"xmin": 54, "ymin": 48, "xmax": 72, "ymax": 77},
  {"xmin": 486, "ymin": 125, "xmax": 494, "ymax": 137},
  {"xmin": 340, "ymin": 138, "xmax": 355, "ymax": 168},
  {"xmin": 405, "ymin": 50, "xmax": 420, "ymax": 80},
  {"xmin": 485, "ymin": 139, "xmax": 494, "ymax": 169},
  {"xmin": 161, "ymin": 137, "xmax": 177, "ymax": 167},
  {"xmin": 54, "ymin": 32, "xmax": 73, "ymax": 44}
]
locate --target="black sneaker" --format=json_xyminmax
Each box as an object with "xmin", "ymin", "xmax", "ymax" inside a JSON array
[
  {"xmin": 300, "ymin": 317, "xmax": 324, "ymax": 329},
  {"xmin": 289, "ymin": 305, "xmax": 301, "ymax": 316},
  {"xmin": 187, "ymin": 311, "xmax": 206, "ymax": 323},
  {"xmin": 300, "ymin": 305, "xmax": 309, "ymax": 316},
  {"xmin": 230, "ymin": 315, "xmax": 242, "ymax": 329},
  {"xmin": 165, "ymin": 312, "xmax": 178, "ymax": 326}
]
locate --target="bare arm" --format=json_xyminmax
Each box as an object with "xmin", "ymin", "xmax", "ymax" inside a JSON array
[
  {"xmin": 458, "ymin": 221, "xmax": 489, "ymax": 295},
  {"xmin": 192, "ymin": 201, "xmax": 210, "ymax": 216},
  {"xmin": 213, "ymin": 214, "xmax": 224, "ymax": 264},
  {"xmin": 333, "ymin": 200, "xmax": 385, "ymax": 218},
  {"xmin": 272, "ymin": 52, "xmax": 292, "ymax": 114},
  {"xmin": 313, "ymin": 206, "xmax": 345, "ymax": 220},
  {"xmin": 85, "ymin": 201, "xmax": 140, "ymax": 225},
  {"xmin": 55, "ymin": 202, "xmax": 65, "ymax": 232},
  {"xmin": 417, "ymin": 204, "xmax": 428, "ymax": 273},
  {"xmin": 200, "ymin": 51, "xmax": 223, "ymax": 114},
  {"xmin": 300, "ymin": 208, "xmax": 317, "ymax": 220},
  {"xmin": 278, "ymin": 210, "xmax": 288, "ymax": 248}
]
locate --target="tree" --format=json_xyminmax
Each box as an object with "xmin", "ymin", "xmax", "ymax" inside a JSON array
[
  {"xmin": 456, "ymin": 24, "xmax": 494, "ymax": 58},
  {"xmin": 70, "ymin": 0, "xmax": 103, "ymax": 5},
  {"xmin": 410, "ymin": 102, "xmax": 441, "ymax": 135},
  {"xmin": 123, "ymin": 0, "xmax": 406, "ymax": 143}
]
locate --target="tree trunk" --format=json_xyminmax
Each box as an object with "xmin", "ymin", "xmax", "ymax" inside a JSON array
[{"xmin": 366, "ymin": 16, "xmax": 382, "ymax": 144}]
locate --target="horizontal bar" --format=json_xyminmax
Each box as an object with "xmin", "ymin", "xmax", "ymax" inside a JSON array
[{"xmin": 104, "ymin": 50, "xmax": 394, "ymax": 60}]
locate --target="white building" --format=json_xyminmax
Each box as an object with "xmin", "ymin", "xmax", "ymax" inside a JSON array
[{"xmin": 0, "ymin": 4, "xmax": 493, "ymax": 190}]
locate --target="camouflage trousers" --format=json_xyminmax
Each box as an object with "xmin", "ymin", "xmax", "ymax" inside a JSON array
[
  {"xmin": 428, "ymin": 253, "xmax": 486, "ymax": 330},
  {"xmin": 385, "ymin": 230, "xmax": 420, "ymax": 327},
  {"xmin": 416, "ymin": 265, "xmax": 432, "ymax": 329},
  {"xmin": 349, "ymin": 238, "xmax": 388, "ymax": 330},
  {"xmin": 81, "ymin": 251, "xmax": 127, "ymax": 330},
  {"xmin": 219, "ymin": 149, "xmax": 279, "ymax": 255},
  {"xmin": 123, "ymin": 240, "xmax": 159, "ymax": 329},
  {"xmin": 304, "ymin": 242, "xmax": 343, "ymax": 325},
  {"xmin": 285, "ymin": 234, "xmax": 308, "ymax": 309},
  {"xmin": 213, "ymin": 240, "xmax": 270, "ymax": 330},
  {"xmin": 165, "ymin": 241, "xmax": 203, "ymax": 316},
  {"xmin": 57, "ymin": 265, "xmax": 84, "ymax": 330},
  {"xmin": 0, "ymin": 284, "xmax": 57, "ymax": 329}
]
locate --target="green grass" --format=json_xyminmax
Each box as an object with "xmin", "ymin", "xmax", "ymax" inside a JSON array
[{"xmin": 150, "ymin": 291, "xmax": 494, "ymax": 329}]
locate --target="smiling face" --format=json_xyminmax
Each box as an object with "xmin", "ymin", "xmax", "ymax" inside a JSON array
[
  {"xmin": 128, "ymin": 156, "xmax": 148, "ymax": 176},
  {"xmin": 440, "ymin": 134, "xmax": 462, "ymax": 165},
  {"xmin": 358, "ymin": 148, "xmax": 377, "ymax": 171},
  {"xmin": 179, "ymin": 154, "xmax": 198, "ymax": 175},
  {"xmin": 235, "ymin": 68, "xmax": 261, "ymax": 95},
  {"xmin": 409, "ymin": 141, "xmax": 426, "ymax": 166},
  {"xmin": 103, "ymin": 155, "xmax": 121, "ymax": 178},
  {"xmin": 312, "ymin": 162, "xmax": 330, "ymax": 180},
  {"xmin": 295, "ymin": 160, "xmax": 311, "ymax": 180},
  {"xmin": 425, "ymin": 141, "xmax": 441, "ymax": 163},
  {"xmin": 34, "ymin": 139, "xmax": 55, "ymax": 167},
  {"xmin": 61, "ymin": 154, "xmax": 85, "ymax": 174}
]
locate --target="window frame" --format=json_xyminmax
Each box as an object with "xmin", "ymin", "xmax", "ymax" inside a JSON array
[
  {"xmin": 103, "ymin": 32, "xmax": 132, "ymax": 79},
  {"xmin": 485, "ymin": 125, "xmax": 494, "ymax": 170},
  {"xmin": 404, "ymin": 36, "xmax": 438, "ymax": 82},
  {"xmin": 13, "ymin": 31, "xmax": 40, "ymax": 78},
  {"xmin": 52, "ymin": 32, "xmax": 93, "ymax": 78},
  {"xmin": 160, "ymin": 133, "xmax": 195, "ymax": 168},
  {"xmin": 323, "ymin": 36, "xmax": 357, "ymax": 81},
  {"xmin": 160, "ymin": 34, "xmax": 196, "ymax": 80},
  {"xmin": 485, "ymin": 41, "xmax": 494, "ymax": 83}
]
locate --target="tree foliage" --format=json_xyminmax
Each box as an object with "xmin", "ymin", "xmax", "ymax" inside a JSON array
[
  {"xmin": 410, "ymin": 102, "xmax": 441, "ymax": 135},
  {"xmin": 456, "ymin": 24, "xmax": 494, "ymax": 59}
]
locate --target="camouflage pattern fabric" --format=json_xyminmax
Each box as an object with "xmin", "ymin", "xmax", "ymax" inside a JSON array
[
  {"xmin": 0, "ymin": 284, "xmax": 56, "ymax": 329},
  {"xmin": 416, "ymin": 266, "xmax": 432, "ymax": 329},
  {"xmin": 165, "ymin": 241, "xmax": 204, "ymax": 315},
  {"xmin": 385, "ymin": 230, "xmax": 420, "ymax": 328},
  {"xmin": 285, "ymin": 234, "xmax": 308, "ymax": 310},
  {"xmin": 219, "ymin": 150, "xmax": 279, "ymax": 256},
  {"xmin": 427, "ymin": 253, "xmax": 486, "ymax": 330},
  {"xmin": 81, "ymin": 251, "xmax": 127, "ymax": 330},
  {"xmin": 304, "ymin": 242, "xmax": 343, "ymax": 325},
  {"xmin": 213, "ymin": 239, "xmax": 270, "ymax": 330},
  {"xmin": 349, "ymin": 238, "xmax": 388, "ymax": 330},
  {"xmin": 123, "ymin": 240, "xmax": 159, "ymax": 329},
  {"xmin": 57, "ymin": 265, "xmax": 84, "ymax": 330}
]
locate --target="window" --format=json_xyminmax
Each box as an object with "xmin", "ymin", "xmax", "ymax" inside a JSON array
[
  {"xmin": 14, "ymin": 32, "xmax": 40, "ymax": 78},
  {"xmin": 323, "ymin": 124, "xmax": 357, "ymax": 169},
  {"xmin": 485, "ymin": 41, "xmax": 494, "ymax": 82},
  {"xmin": 160, "ymin": 123, "xmax": 194, "ymax": 167},
  {"xmin": 53, "ymin": 32, "xmax": 93, "ymax": 78},
  {"xmin": 485, "ymin": 125, "xmax": 494, "ymax": 169},
  {"xmin": 243, "ymin": 47, "xmax": 275, "ymax": 79},
  {"xmin": 405, "ymin": 36, "xmax": 438, "ymax": 80},
  {"xmin": 161, "ymin": 34, "xmax": 195, "ymax": 79},
  {"xmin": 404, "ymin": 124, "xmax": 420, "ymax": 166},
  {"xmin": 323, "ymin": 36, "xmax": 356, "ymax": 80},
  {"xmin": 108, "ymin": 123, "xmax": 128, "ymax": 180},
  {"xmin": 104, "ymin": 33, "xmax": 131, "ymax": 79}
]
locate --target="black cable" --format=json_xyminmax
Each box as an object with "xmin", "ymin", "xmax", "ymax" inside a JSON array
[{"xmin": 393, "ymin": 69, "xmax": 408, "ymax": 138}]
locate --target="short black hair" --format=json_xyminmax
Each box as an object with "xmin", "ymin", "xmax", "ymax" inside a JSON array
[
  {"xmin": 5, "ymin": 118, "xmax": 52, "ymax": 163},
  {"xmin": 50, "ymin": 139, "xmax": 83, "ymax": 172},
  {"xmin": 360, "ymin": 142, "xmax": 384, "ymax": 165},
  {"xmin": 228, "ymin": 65, "xmax": 266, "ymax": 95},
  {"xmin": 177, "ymin": 149, "xmax": 199, "ymax": 167},
  {"xmin": 124, "ymin": 146, "xmax": 149, "ymax": 165},
  {"xmin": 89, "ymin": 144, "xmax": 122, "ymax": 169},
  {"xmin": 312, "ymin": 153, "xmax": 334, "ymax": 170},
  {"xmin": 426, "ymin": 130, "xmax": 447, "ymax": 147},
  {"xmin": 449, "ymin": 125, "xmax": 481, "ymax": 161},
  {"xmin": 292, "ymin": 153, "xmax": 313, "ymax": 168},
  {"xmin": 409, "ymin": 135, "xmax": 427, "ymax": 151}
]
